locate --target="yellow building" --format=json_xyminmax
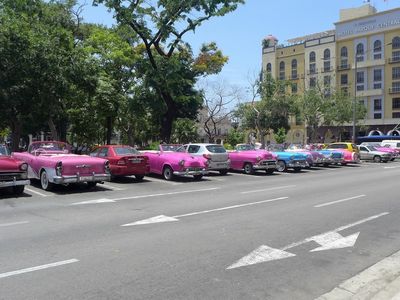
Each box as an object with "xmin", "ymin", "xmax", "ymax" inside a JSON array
[{"xmin": 262, "ymin": 4, "xmax": 400, "ymax": 142}]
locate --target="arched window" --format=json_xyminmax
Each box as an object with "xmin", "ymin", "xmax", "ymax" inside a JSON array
[
  {"xmin": 323, "ymin": 49, "xmax": 330, "ymax": 60},
  {"xmin": 341, "ymin": 47, "xmax": 348, "ymax": 58},
  {"xmin": 374, "ymin": 40, "xmax": 382, "ymax": 52},
  {"xmin": 266, "ymin": 63, "xmax": 272, "ymax": 73},
  {"xmin": 392, "ymin": 36, "xmax": 400, "ymax": 49},
  {"xmin": 279, "ymin": 61, "xmax": 285, "ymax": 80},
  {"xmin": 291, "ymin": 59, "xmax": 297, "ymax": 79},
  {"xmin": 374, "ymin": 40, "xmax": 382, "ymax": 60},
  {"xmin": 356, "ymin": 43, "xmax": 364, "ymax": 62},
  {"xmin": 309, "ymin": 51, "xmax": 316, "ymax": 63}
]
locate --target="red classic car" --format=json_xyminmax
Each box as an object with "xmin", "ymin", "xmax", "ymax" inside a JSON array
[
  {"xmin": 0, "ymin": 145, "xmax": 30, "ymax": 194},
  {"xmin": 144, "ymin": 144, "xmax": 208, "ymax": 181},
  {"xmin": 12, "ymin": 141, "xmax": 111, "ymax": 190},
  {"xmin": 90, "ymin": 145, "xmax": 149, "ymax": 181}
]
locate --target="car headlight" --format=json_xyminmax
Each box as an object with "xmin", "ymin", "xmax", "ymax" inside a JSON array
[
  {"xmin": 256, "ymin": 156, "xmax": 262, "ymax": 162},
  {"xmin": 20, "ymin": 163, "xmax": 28, "ymax": 171},
  {"xmin": 105, "ymin": 161, "xmax": 110, "ymax": 174},
  {"xmin": 179, "ymin": 159, "xmax": 185, "ymax": 166}
]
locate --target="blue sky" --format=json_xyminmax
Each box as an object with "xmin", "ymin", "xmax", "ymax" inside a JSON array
[{"xmin": 78, "ymin": 0, "xmax": 399, "ymax": 90}]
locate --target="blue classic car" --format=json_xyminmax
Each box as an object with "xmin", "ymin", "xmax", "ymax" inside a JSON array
[{"xmin": 267, "ymin": 145, "xmax": 308, "ymax": 172}]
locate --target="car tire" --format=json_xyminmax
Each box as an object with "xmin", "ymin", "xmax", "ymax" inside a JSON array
[
  {"xmin": 87, "ymin": 182, "xmax": 97, "ymax": 188},
  {"xmin": 135, "ymin": 175, "xmax": 144, "ymax": 181},
  {"xmin": 13, "ymin": 185, "xmax": 25, "ymax": 195},
  {"xmin": 40, "ymin": 170, "xmax": 54, "ymax": 191},
  {"xmin": 373, "ymin": 155, "xmax": 382, "ymax": 163},
  {"xmin": 193, "ymin": 175, "xmax": 203, "ymax": 181},
  {"xmin": 276, "ymin": 160, "xmax": 286, "ymax": 172},
  {"xmin": 265, "ymin": 169, "xmax": 274, "ymax": 175},
  {"xmin": 293, "ymin": 167, "xmax": 302, "ymax": 172},
  {"xmin": 219, "ymin": 169, "xmax": 228, "ymax": 175},
  {"xmin": 243, "ymin": 163, "xmax": 254, "ymax": 175},
  {"xmin": 163, "ymin": 166, "xmax": 174, "ymax": 181},
  {"xmin": 341, "ymin": 162, "xmax": 347, "ymax": 166}
]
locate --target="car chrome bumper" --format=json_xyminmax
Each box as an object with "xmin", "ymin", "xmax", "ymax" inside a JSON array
[
  {"xmin": 253, "ymin": 161, "xmax": 277, "ymax": 170},
  {"xmin": 0, "ymin": 179, "xmax": 30, "ymax": 188},
  {"xmin": 173, "ymin": 169, "xmax": 208, "ymax": 176},
  {"xmin": 208, "ymin": 162, "xmax": 230, "ymax": 170},
  {"xmin": 287, "ymin": 161, "xmax": 307, "ymax": 168},
  {"xmin": 53, "ymin": 174, "xmax": 111, "ymax": 184}
]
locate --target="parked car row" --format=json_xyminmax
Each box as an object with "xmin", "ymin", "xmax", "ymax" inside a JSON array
[{"xmin": 1, "ymin": 140, "xmax": 398, "ymax": 195}]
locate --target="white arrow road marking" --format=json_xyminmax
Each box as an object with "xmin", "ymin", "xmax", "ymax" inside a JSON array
[
  {"xmin": 0, "ymin": 259, "xmax": 79, "ymax": 279},
  {"xmin": 226, "ymin": 246, "xmax": 296, "ymax": 270},
  {"xmin": 310, "ymin": 232, "xmax": 360, "ymax": 252},
  {"xmin": 122, "ymin": 196, "xmax": 289, "ymax": 226},
  {"xmin": 228, "ymin": 212, "xmax": 389, "ymax": 270},
  {"xmin": 0, "ymin": 221, "xmax": 29, "ymax": 227},
  {"xmin": 70, "ymin": 187, "xmax": 219, "ymax": 205},
  {"xmin": 241, "ymin": 185, "xmax": 296, "ymax": 194},
  {"xmin": 314, "ymin": 194, "xmax": 366, "ymax": 208}
]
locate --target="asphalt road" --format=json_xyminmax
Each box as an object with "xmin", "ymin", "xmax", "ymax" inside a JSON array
[{"xmin": 1, "ymin": 161, "xmax": 400, "ymax": 299}]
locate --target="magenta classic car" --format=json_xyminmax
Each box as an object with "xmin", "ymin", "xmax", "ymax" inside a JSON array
[
  {"xmin": 325, "ymin": 148, "xmax": 360, "ymax": 165},
  {"xmin": 286, "ymin": 144, "xmax": 325, "ymax": 167},
  {"xmin": 143, "ymin": 144, "xmax": 208, "ymax": 181},
  {"xmin": 0, "ymin": 145, "xmax": 30, "ymax": 194},
  {"xmin": 12, "ymin": 141, "xmax": 111, "ymax": 190},
  {"xmin": 230, "ymin": 144, "xmax": 277, "ymax": 174}
]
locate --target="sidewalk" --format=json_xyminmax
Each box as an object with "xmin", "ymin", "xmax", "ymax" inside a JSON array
[{"xmin": 316, "ymin": 249, "xmax": 400, "ymax": 300}]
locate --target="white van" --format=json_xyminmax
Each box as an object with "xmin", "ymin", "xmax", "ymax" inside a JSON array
[{"xmin": 380, "ymin": 140, "xmax": 400, "ymax": 150}]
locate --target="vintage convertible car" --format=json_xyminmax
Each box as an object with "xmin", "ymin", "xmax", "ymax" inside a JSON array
[
  {"xmin": 0, "ymin": 145, "xmax": 30, "ymax": 194},
  {"xmin": 324, "ymin": 147, "xmax": 360, "ymax": 165},
  {"xmin": 176, "ymin": 143, "xmax": 230, "ymax": 175},
  {"xmin": 315, "ymin": 149, "xmax": 344, "ymax": 166},
  {"xmin": 12, "ymin": 141, "xmax": 111, "ymax": 190},
  {"xmin": 90, "ymin": 145, "xmax": 149, "ymax": 180},
  {"xmin": 286, "ymin": 144, "xmax": 325, "ymax": 167},
  {"xmin": 358, "ymin": 145, "xmax": 392, "ymax": 162},
  {"xmin": 267, "ymin": 144, "xmax": 307, "ymax": 172},
  {"xmin": 229, "ymin": 144, "xmax": 277, "ymax": 174},
  {"xmin": 143, "ymin": 144, "xmax": 208, "ymax": 181}
]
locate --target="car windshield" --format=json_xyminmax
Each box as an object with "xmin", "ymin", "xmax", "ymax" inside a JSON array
[
  {"xmin": 160, "ymin": 144, "xmax": 182, "ymax": 152},
  {"xmin": 114, "ymin": 147, "xmax": 138, "ymax": 155},
  {"xmin": 287, "ymin": 144, "xmax": 304, "ymax": 150},
  {"xmin": 268, "ymin": 144, "xmax": 285, "ymax": 152},
  {"xmin": 0, "ymin": 145, "xmax": 10, "ymax": 156},
  {"xmin": 368, "ymin": 145, "xmax": 377, "ymax": 151},
  {"xmin": 29, "ymin": 142, "xmax": 70, "ymax": 153},
  {"xmin": 206, "ymin": 145, "xmax": 226, "ymax": 153},
  {"xmin": 236, "ymin": 144, "xmax": 255, "ymax": 151}
]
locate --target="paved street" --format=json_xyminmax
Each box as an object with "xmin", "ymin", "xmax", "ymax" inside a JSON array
[{"xmin": 1, "ymin": 162, "xmax": 400, "ymax": 299}]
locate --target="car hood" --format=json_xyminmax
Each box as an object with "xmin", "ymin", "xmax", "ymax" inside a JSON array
[{"xmin": 0, "ymin": 156, "xmax": 24, "ymax": 171}]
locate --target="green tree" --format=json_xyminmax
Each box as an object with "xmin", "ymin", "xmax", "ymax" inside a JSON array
[
  {"xmin": 274, "ymin": 127, "xmax": 287, "ymax": 144},
  {"xmin": 226, "ymin": 128, "xmax": 245, "ymax": 147},
  {"xmin": 171, "ymin": 118, "xmax": 198, "ymax": 144},
  {"xmin": 92, "ymin": 0, "xmax": 243, "ymax": 142}
]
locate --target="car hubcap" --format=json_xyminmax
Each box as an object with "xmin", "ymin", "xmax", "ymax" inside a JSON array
[
  {"xmin": 277, "ymin": 161, "xmax": 285, "ymax": 172},
  {"xmin": 164, "ymin": 168, "xmax": 172, "ymax": 180},
  {"xmin": 41, "ymin": 172, "xmax": 48, "ymax": 189}
]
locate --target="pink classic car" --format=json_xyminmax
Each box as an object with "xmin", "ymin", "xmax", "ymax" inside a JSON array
[
  {"xmin": 325, "ymin": 147, "xmax": 360, "ymax": 165},
  {"xmin": 229, "ymin": 144, "xmax": 277, "ymax": 174},
  {"xmin": 143, "ymin": 144, "xmax": 208, "ymax": 181},
  {"xmin": 0, "ymin": 145, "xmax": 30, "ymax": 194},
  {"xmin": 12, "ymin": 141, "xmax": 111, "ymax": 190}
]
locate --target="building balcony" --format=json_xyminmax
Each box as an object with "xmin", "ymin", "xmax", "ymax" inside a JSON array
[
  {"xmin": 289, "ymin": 74, "xmax": 299, "ymax": 80},
  {"xmin": 321, "ymin": 67, "xmax": 334, "ymax": 73},
  {"xmin": 337, "ymin": 64, "xmax": 350, "ymax": 71},
  {"xmin": 352, "ymin": 59, "xmax": 385, "ymax": 69},
  {"xmin": 388, "ymin": 57, "xmax": 400, "ymax": 64},
  {"xmin": 356, "ymin": 89, "xmax": 383, "ymax": 97},
  {"xmin": 389, "ymin": 87, "xmax": 400, "ymax": 94},
  {"xmin": 307, "ymin": 69, "xmax": 318, "ymax": 75}
]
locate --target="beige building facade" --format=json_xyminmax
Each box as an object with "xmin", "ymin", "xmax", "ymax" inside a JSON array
[{"xmin": 262, "ymin": 4, "xmax": 400, "ymax": 142}]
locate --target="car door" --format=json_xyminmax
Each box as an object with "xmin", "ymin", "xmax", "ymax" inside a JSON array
[{"xmin": 358, "ymin": 146, "xmax": 369, "ymax": 160}]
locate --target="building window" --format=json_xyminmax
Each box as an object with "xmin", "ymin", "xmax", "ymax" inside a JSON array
[
  {"xmin": 324, "ymin": 75, "xmax": 331, "ymax": 87},
  {"xmin": 357, "ymin": 85, "xmax": 365, "ymax": 91},
  {"xmin": 374, "ymin": 113, "xmax": 382, "ymax": 119},
  {"xmin": 266, "ymin": 63, "xmax": 272, "ymax": 73},
  {"xmin": 341, "ymin": 74, "xmax": 348, "ymax": 85},
  {"xmin": 393, "ymin": 112, "xmax": 400, "ymax": 118},
  {"xmin": 292, "ymin": 83, "xmax": 297, "ymax": 94},
  {"xmin": 374, "ymin": 69, "xmax": 382, "ymax": 82},
  {"xmin": 291, "ymin": 59, "xmax": 297, "ymax": 79},
  {"xmin": 310, "ymin": 77, "xmax": 316, "ymax": 88},
  {"xmin": 374, "ymin": 83, "xmax": 382, "ymax": 89},
  {"xmin": 340, "ymin": 46, "xmax": 348, "ymax": 68},
  {"xmin": 393, "ymin": 98, "xmax": 400, "ymax": 109},
  {"xmin": 357, "ymin": 71, "xmax": 364, "ymax": 83},
  {"xmin": 373, "ymin": 40, "xmax": 382, "ymax": 59},
  {"xmin": 392, "ymin": 36, "xmax": 400, "ymax": 49},
  {"xmin": 323, "ymin": 49, "xmax": 330, "ymax": 60},
  {"xmin": 309, "ymin": 51, "xmax": 316, "ymax": 63},
  {"xmin": 374, "ymin": 99, "xmax": 382, "ymax": 110},
  {"xmin": 309, "ymin": 63, "xmax": 316, "ymax": 74},
  {"xmin": 341, "ymin": 87, "xmax": 348, "ymax": 95},
  {"xmin": 324, "ymin": 60, "xmax": 331, "ymax": 72},
  {"xmin": 279, "ymin": 61, "xmax": 285, "ymax": 80},
  {"xmin": 392, "ymin": 50, "xmax": 400, "ymax": 62},
  {"xmin": 356, "ymin": 43, "xmax": 364, "ymax": 62},
  {"xmin": 393, "ymin": 82, "xmax": 400, "ymax": 93},
  {"xmin": 393, "ymin": 67, "xmax": 400, "ymax": 80}
]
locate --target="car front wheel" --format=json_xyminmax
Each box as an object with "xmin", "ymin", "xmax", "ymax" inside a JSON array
[
  {"xmin": 243, "ymin": 163, "xmax": 254, "ymax": 175},
  {"xmin": 193, "ymin": 175, "xmax": 203, "ymax": 181},
  {"xmin": 40, "ymin": 170, "xmax": 54, "ymax": 191},
  {"xmin": 163, "ymin": 166, "xmax": 174, "ymax": 181},
  {"xmin": 373, "ymin": 155, "xmax": 382, "ymax": 163},
  {"xmin": 13, "ymin": 185, "xmax": 25, "ymax": 195},
  {"xmin": 276, "ymin": 160, "xmax": 287, "ymax": 172},
  {"xmin": 135, "ymin": 175, "xmax": 144, "ymax": 181}
]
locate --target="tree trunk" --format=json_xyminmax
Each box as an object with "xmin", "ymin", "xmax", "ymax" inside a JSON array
[
  {"xmin": 48, "ymin": 117, "xmax": 59, "ymax": 141},
  {"xmin": 127, "ymin": 125, "xmax": 134, "ymax": 146},
  {"xmin": 10, "ymin": 119, "xmax": 21, "ymax": 152},
  {"xmin": 106, "ymin": 116, "xmax": 112, "ymax": 145},
  {"xmin": 160, "ymin": 92, "xmax": 176, "ymax": 143}
]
